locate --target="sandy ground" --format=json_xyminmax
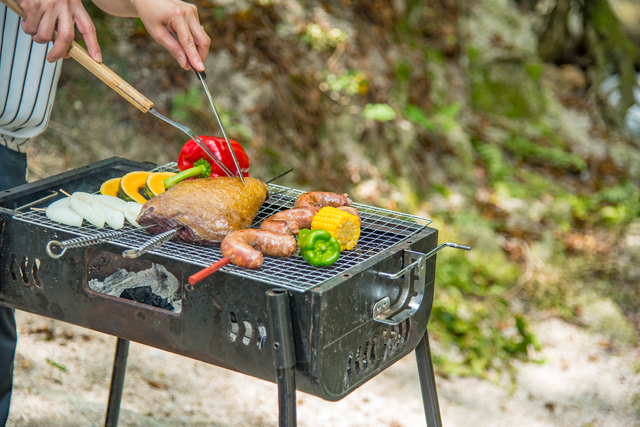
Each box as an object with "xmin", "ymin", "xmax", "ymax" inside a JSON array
[{"xmin": 5, "ymin": 311, "xmax": 639, "ymax": 427}]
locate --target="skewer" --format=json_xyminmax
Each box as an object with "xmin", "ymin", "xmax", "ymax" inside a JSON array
[
  {"xmin": 187, "ymin": 256, "xmax": 232, "ymax": 288},
  {"xmin": 60, "ymin": 188, "xmax": 124, "ymax": 212},
  {"xmin": 265, "ymin": 168, "xmax": 294, "ymax": 184},
  {"xmin": 30, "ymin": 207, "xmax": 47, "ymax": 212},
  {"xmin": 15, "ymin": 191, "xmax": 59, "ymax": 211}
]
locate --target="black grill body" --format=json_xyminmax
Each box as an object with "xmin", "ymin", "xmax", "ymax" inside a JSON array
[{"xmin": 0, "ymin": 157, "xmax": 442, "ymax": 422}]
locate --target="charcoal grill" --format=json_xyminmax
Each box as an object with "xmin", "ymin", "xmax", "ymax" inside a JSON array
[{"xmin": 0, "ymin": 157, "xmax": 467, "ymax": 426}]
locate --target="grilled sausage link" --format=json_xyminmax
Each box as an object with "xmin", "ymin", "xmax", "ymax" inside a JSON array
[
  {"xmin": 221, "ymin": 229, "xmax": 297, "ymax": 269},
  {"xmin": 294, "ymin": 191, "xmax": 352, "ymax": 209},
  {"xmin": 260, "ymin": 206, "xmax": 321, "ymax": 235},
  {"xmin": 337, "ymin": 206, "xmax": 361, "ymax": 222}
]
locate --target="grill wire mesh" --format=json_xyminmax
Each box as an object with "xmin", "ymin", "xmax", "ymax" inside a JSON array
[{"xmin": 14, "ymin": 163, "xmax": 432, "ymax": 292}]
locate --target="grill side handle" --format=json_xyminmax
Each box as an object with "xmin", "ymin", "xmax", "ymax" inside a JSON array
[{"xmin": 374, "ymin": 243, "xmax": 471, "ymax": 325}]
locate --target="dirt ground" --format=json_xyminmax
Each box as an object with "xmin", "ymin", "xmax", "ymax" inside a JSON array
[{"xmin": 5, "ymin": 311, "xmax": 639, "ymax": 427}]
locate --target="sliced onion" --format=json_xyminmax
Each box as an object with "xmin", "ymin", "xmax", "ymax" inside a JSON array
[
  {"xmin": 124, "ymin": 202, "xmax": 143, "ymax": 228},
  {"xmin": 93, "ymin": 195, "xmax": 125, "ymax": 229},
  {"xmin": 46, "ymin": 198, "xmax": 83, "ymax": 227},
  {"xmin": 70, "ymin": 192, "xmax": 105, "ymax": 228}
]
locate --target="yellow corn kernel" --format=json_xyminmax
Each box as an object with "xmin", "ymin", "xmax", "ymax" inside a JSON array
[{"xmin": 311, "ymin": 206, "xmax": 360, "ymax": 251}]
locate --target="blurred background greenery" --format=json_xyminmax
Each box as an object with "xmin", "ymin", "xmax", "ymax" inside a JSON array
[{"xmin": 27, "ymin": 0, "xmax": 640, "ymax": 382}]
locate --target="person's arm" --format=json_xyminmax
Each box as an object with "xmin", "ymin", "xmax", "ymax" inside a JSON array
[
  {"xmin": 16, "ymin": 0, "xmax": 210, "ymax": 71},
  {"xmin": 91, "ymin": 0, "xmax": 210, "ymax": 71}
]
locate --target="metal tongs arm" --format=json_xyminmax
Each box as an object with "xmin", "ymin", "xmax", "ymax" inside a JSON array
[{"xmin": 193, "ymin": 70, "xmax": 246, "ymax": 185}]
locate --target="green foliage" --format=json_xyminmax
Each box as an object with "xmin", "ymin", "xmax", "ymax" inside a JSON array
[
  {"xmin": 363, "ymin": 103, "xmax": 396, "ymax": 122},
  {"xmin": 430, "ymin": 285, "xmax": 539, "ymax": 378},
  {"xmin": 525, "ymin": 62, "xmax": 543, "ymax": 82},
  {"xmin": 427, "ymin": 213, "xmax": 536, "ymax": 378},
  {"xmin": 324, "ymin": 71, "xmax": 368, "ymax": 95},
  {"xmin": 404, "ymin": 105, "xmax": 437, "ymax": 132},
  {"xmin": 213, "ymin": 6, "xmax": 226, "ymax": 21},
  {"xmin": 564, "ymin": 181, "xmax": 639, "ymax": 226},
  {"xmin": 474, "ymin": 141, "xmax": 510, "ymax": 182},
  {"xmin": 300, "ymin": 23, "xmax": 348, "ymax": 51},
  {"xmin": 504, "ymin": 136, "xmax": 587, "ymax": 171},
  {"xmin": 403, "ymin": 103, "xmax": 461, "ymax": 133},
  {"xmin": 171, "ymin": 87, "xmax": 203, "ymax": 122},
  {"xmin": 470, "ymin": 64, "xmax": 545, "ymax": 118},
  {"xmin": 46, "ymin": 358, "xmax": 67, "ymax": 372}
]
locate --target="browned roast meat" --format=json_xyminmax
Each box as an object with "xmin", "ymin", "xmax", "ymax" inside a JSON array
[{"xmin": 137, "ymin": 177, "xmax": 268, "ymax": 244}]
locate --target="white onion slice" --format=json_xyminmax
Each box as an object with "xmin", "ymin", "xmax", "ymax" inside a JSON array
[
  {"xmin": 46, "ymin": 198, "xmax": 83, "ymax": 227},
  {"xmin": 70, "ymin": 192, "xmax": 105, "ymax": 228},
  {"xmin": 124, "ymin": 202, "xmax": 143, "ymax": 228},
  {"xmin": 93, "ymin": 195, "xmax": 125, "ymax": 229}
]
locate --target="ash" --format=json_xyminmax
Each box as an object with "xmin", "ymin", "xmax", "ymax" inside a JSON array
[{"xmin": 88, "ymin": 264, "xmax": 182, "ymax": 313}]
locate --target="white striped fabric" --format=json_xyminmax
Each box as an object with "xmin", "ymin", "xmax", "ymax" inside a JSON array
[{"xmin": 0, "ymin": 5, "xmax": 62, "ymax": 153}]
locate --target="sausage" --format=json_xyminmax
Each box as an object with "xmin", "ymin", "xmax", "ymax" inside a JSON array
[
  {"xmin": 221, "ymin": 229, "xmax": 297, "ymax": 269},
  {"xmin": 260, "ymin": 206, "xmax": 320, "ymax": 235},
  {"xmin": 294, "ymin": 191, "xmax": 352, "ymax": 209},
  {"xmin": 337, "ymin": 206, "xmax": 361, "ymax": 222}
]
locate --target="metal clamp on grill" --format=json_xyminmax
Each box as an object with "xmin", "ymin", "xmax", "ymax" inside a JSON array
[{"xmin": 374, "ymin": 243, "xmax": 471, "ymax": 325}]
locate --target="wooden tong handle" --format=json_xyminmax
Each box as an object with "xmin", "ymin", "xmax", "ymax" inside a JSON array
[{"xmin": 2, "ymin": 0, "xmax": 154, "ymax": 113}]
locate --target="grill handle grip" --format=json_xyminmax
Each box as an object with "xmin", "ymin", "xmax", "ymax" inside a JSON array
[
  {"xmin": 374, "ymin": 242, "xmax": 471, "ymax": 325},
  {"xmin": 378, "ymin": 243, "xmax": 471, "ymax": 280},
  {"xmin": 1, "ymin": 0, "xmax": 154, "ymax": 113}
]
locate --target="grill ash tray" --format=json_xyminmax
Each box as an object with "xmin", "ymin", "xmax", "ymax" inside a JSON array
[{"xmin": 10, "ymin": 161, "xmax": 432, "ymax": 292}]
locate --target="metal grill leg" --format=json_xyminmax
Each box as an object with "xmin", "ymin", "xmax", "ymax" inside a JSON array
[
  {"xmin": 105, "ymin": 338, "xmax": 130, "ymax": 427},
  {"xmin": 267, "ymin": 289, "xmax": 297, "ymax": 427},
  {"xmin": 415, "ymin": 332, "xmax": 443, "ymax": 427}
]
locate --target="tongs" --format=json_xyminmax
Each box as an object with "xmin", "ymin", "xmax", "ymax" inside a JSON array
[
  {"xmin": 192, "ymin": 70, "xmax": 245, "ymax": 185},
  {"xmin": 2, "ymin": 0, "xmax": 245, "ymax": 183}
]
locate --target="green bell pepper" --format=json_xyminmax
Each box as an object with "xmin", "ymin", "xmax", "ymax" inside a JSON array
[{"xmin": 298, "ymin": 228, "xmax": 341, "ymax": 266}]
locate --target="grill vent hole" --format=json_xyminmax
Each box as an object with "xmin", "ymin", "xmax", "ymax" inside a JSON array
[
  {"xmin": 20, "ymin": 257, "xmax": 30, "ymax": 286},
  {"xmin": 228, "ymin": 312, "xmax": 238, "ymax": 343},
  {"xmin": 381, "ymin": 329, "xmax": 388, "ymax": 360},
  {"xmin": 347, "ymin": 352, "xmax": 353, "ymax": 381},
  {"xmin": 9, "ymin": 254, "xmax": 18, "ymax": 282},
  {"xmin": 256, "ymin": 320, "xmax": 267, "ymax": 350},
  {"xmin": 32, "ymin": 259, "xmax": 43, "ymax": 288},
  {"xmin": 362, "ymin": 341, "xmax": 369, "ymax": 370},
  {"xmin": 355, "ymin": 346, "xmax": 361, "ymax": 376},
  {"xmin": 387, "ymin": 325, "xmax": 398, "ymax": 357},
  {"xmin": 242, "ymin": 320, "xmax": 253, "ymax": 346},
  {"xmin": 370, "ymin": 335, "xmax": 377, "ymax": 366}
]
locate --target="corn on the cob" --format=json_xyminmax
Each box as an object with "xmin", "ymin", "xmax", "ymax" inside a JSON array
[{"xmin": 311, "ymin": 206, "xmax": 360, "ymax": 251}]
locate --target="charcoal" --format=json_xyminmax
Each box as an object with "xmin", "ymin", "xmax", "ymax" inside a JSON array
[
  {"xmin": 88, "ymin": 263, "xmax": 181, "ymax": 312},
  {"xmin": 120, "ymin": 286, "xmax": 174, "ymax": 311}
]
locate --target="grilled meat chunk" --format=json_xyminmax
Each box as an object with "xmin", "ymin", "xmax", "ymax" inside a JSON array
[
  {"xmin": 221, "ymin": 229, "xmax": 297, "ymax": 269},
  {"xmin": 259, "ymin": 206, "xmax": 320, "ymax": 235},
  {"xmin": 294, "ymin": 191, "xmax": 352, "ymax": 209},
  {"xmin": 137, "ymin": 177, "xmax": 268, "ymax": 244}
]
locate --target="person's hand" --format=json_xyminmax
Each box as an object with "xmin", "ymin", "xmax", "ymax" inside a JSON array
[
  {"xmin": 132, "ymin": 0, "xmax": 210, "ymax": 71},
  {"xmin": 16, "ymin": 0, "xmax": 101, "ymax": 63}
]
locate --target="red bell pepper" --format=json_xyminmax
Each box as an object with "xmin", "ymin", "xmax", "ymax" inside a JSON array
[{"xmin": 165, "ymin": 136, "xmax": 250, "ymax": 189}]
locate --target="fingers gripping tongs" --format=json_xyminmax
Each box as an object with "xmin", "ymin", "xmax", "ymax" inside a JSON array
[{"xmin": 1, "ymin": 0, "xmax": 245, "ymax": 183}]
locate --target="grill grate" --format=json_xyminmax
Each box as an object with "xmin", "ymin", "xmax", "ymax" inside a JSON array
[{"xmin": 13, "ymin": 163, "xmax": 431, "ymax": 292}]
